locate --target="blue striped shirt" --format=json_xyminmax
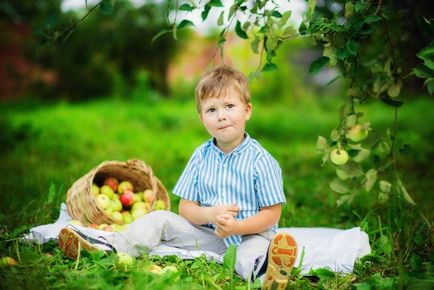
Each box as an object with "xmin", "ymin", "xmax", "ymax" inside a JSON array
[{"xmin": 172, "ymin": 133, "xmax": 286, "ymax": 247}]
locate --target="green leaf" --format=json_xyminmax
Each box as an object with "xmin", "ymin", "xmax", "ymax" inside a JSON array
[
  {"xmin": 312, "ymin": 268, "xmax": 335, "ymax": 279},
  {"xmin": 217, "ymin": 11, "xmax": 225, "ymax": 26},
  {"xmin": 271, "ymin": 10, "xmax": 282, "ymax": 18},
  {"xmin": 353, "ymin": 148, "xmax": 370, "ymax": 163},
  {"xmin": 309, "ymin": 56, "xmax": 330, "ymax": 74},
  {"xmin": 397, "ymin": 178, "xmax": 416, "ymax": 205},
  {"xmin": 99, "ymin": 0, "xmax": 113, "ymax": 15},
  {"xmin": 316, "ymin": 136, "xmax": 329, "ymax": 151},
  {"xmin": 223, "ymin": 244, "xmax": 237, "ymax": 283},
  {"xmin": 250, "ymin": 35, "xmax": 260, "ymax": 54},
  {"xmin": 307, "ymin": 0, "xmax": 317, "ymax": 20},
  {"xmin": 323, "ymin": 46, "xmax": 337, "ymax": 66},
  {"xmin": 412, "ymin": 64, "xmax": 432, "ymax": 79},
  {"xmin": 346, "ymin": 114, "xmax": 357, "ymax": 128},
  {"xmin": 177, "ymin": 19, "xmax": 195, "ymax": 30},
  {"xmin": 201, "ymin": 5, "xmax": 211, "ymax": 21},
  {"xmin": 364, "ymin": 15, "xmax": 382, "ymax": 24},
  {"xmin": 209, "ymin": 0, "xmax": 224, "ymax": 7},
  {"xmin": 179, "ymin": 3, "xmax": 195, "ymax": 11},
  {"xmin": 346, "ymin": 40, "xmax": 359, "ymax": 56},
  {"xmin": 425, "ymin": 78, "xmax": 434, "ymax": 95},
  {"xmin": 299, "ymin": 21, "xmax": 307, "ymax": 35},
  {"xmin": 47, "ymin": 183, "xmax": 56, "ymax": 203},
  {"xmin": 380, "ymin": 95, "xmax": 403, "ymax": 107},
  {"xmin": 280, "ymin": 11, "xmax": 292, "ymax": 26},
  {"xmin": 336, "ymin": 168, "xmax": 349, "ymax": 180},
  {"xmin": 364, "ymin": 169, "xmax": 377, "ymax": 192},
  {"xmin": 335, "ymin": 48, "xmax": 348, "ymax": 60},
  {"xmin": 152, "ymin": 29, "xmax": 172, "ymax": 43},
  {"xmin": 329, "ymin": 179, "xmax": 349, "ymax": 194},
  {"xmin": 262, "ymin": 62, "xmax": 278, "ymax": 72},
  {"xmin": 228, "ymin": 3, "xmax": 238, "ymax": 20},
  {"xmin": 235, "ymin": 21, "xmax": 248, "ymax": 39}
]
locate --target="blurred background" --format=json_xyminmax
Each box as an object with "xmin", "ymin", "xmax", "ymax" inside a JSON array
[{"xmin": 0, "ymin": 0, "xmax": 433, "ymax": 228}]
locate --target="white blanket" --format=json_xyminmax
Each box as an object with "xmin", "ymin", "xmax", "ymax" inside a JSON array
[{"xmin": 22, "ymin": 203, "xmax": 370, "ymax": 274}]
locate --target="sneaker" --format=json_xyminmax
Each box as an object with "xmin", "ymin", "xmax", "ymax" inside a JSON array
[
  {"xmin": 262, "ymin": 233, "xmax": 298, "ymax": 290},
  {"xmin": 58, "ymin": 227, "xmax": 105, "ymax": 259}
]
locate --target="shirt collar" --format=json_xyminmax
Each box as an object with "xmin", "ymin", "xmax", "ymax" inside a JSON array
[{"xmin": 209, "ymin": 133, "xmax": 251, "ymax": 156}]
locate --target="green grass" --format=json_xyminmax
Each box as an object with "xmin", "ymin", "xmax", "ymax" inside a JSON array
[{"xmin": 0, "ymin": 96, "xmax": 433, "ymax": 289}]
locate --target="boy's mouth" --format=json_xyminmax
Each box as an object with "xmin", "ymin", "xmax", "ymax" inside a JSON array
[{"xmin": 218, "ymin": 125, "xmax": 232, "ymax": 130}]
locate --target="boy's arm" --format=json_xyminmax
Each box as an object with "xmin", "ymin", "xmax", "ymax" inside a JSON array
[
  {"xmin": 215, "ymin": 204, "xmax": 281, "ymax": 238},
  {"xmin": 179, "ymin": 198, "xmax": 239, "ymax": 225}
]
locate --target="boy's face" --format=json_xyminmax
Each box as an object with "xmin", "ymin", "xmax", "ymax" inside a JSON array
[{"xmin": 199, "ymin": 86, "xmax": 251, "ymax": 153}]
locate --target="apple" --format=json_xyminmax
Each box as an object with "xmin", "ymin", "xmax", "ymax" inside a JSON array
[
  {"xmin": 131, "ymin": 207, "xmax": 147, "ymax": 220},
  {"xmin": 161, "ymin": 265, "xmax": 178, "ymax": 274},
  {"xmin": 154, "ymin": 199, "xmax": 166, "ymax": 210},
  {"xmin": 120, "ymin": 190, "xmax": 135, "ymax": 207},
  {"xmin": 96, "ymin": 194, "xmax": 111, "ymax": 209},
  {"xmin": 346, "ymin": 124, "xmax": 369, "ymax": 142},
  {"xmin": 104, "ymin": 177, "xmax": 119, "ymax": 192},
  {"xmin": 97, "ymin": 223, "xmax": 108, "ymax": 230},
  {"xmin": 133, "ymin": 193, "xmax": 142, "ymax": 203},
  {"xmin": 0, "ymin": 256, "xmax": 17, "ymax": 267},
  {"xmin": 110, "ymin": 199, "xmax": 123, "ymax": 212},
  {"xmin": 112, "ymin": 211, "xmax": 123, "ymax": 222},
  {"xmin": 70, "ymin": 220, "xmax": 83, "ymax": 227},
  {"xmin": 122, "ymin": 211, "xmax": 133, "ymax": 224},
  {"xmin": 88, "ymin": 223, "xmax": 98, "ymax": 229},
  {"xmin": 100, "ymin": 185, "xmax": 115, "ymax": 199},
  {"xmin": 149, "ymin": 264, "xmax": 162, "ymax": 274},
  {"xmin": 132, "ymin": 201, "xmax": 150, "ymax": 212},
  {"xmin": 104, "ymin": 207, "xmax": 113, "ymax": 216},
  {"xmin": 118, "ymin": 181, "xmax": 134, "ymax": 194},
  {"xmin": 143, "ymin": 189, "xmax": 155, "ymax": 203},
  {"xmin": 116, "ymin": 252, "xmax": 134, "ymax": 266},
  {"xmin": 330, "ymin": 149, "xmax": 349, "ymax": 165},
  {"xmin": 91, "ymin": 184, "xmax": 100, "ymax": 195}
]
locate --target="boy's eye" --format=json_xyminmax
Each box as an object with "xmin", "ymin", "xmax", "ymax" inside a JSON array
[
  {"xmin": 206, "ymin": 108, "xmax": 215, "ymax": 113},
  {"xmin": 226, "ymin": 104, "xmax": 235, "ymax": 109}
]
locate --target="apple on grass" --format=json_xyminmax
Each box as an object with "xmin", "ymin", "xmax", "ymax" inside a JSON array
[
  {"xmin": 120, "ymin": 190, "xmax": 135, "ymax": 207},
  {"xmin": 104, "ymin": 177, "xmax": 119, "ymax": 192},
  {"xmin": 96, "ymin": 194, "xmax": 111, "ymax": 210},
  {"xmin": 0, "ymin": 257, "xmax": 17, "ymax": 267},
  {"xmin": 116, "ymin": 252, "xmax": 134, "ymax": 266},
  {"xmin": 330, "ymin": 149, "xmax": 349, "ymax": 165},
  {"xmin": 118, "ymin": 181, "xmax": 134, "ymax": 194}
]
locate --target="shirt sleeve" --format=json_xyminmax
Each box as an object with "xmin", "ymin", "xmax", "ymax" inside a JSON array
[
  {"xmin": 172, "ymin": 148, "xmax": 201, "ymax": 202},
  {"xmin": 254, "ymin": 153, "xmax": 286, "ymax": 207}
]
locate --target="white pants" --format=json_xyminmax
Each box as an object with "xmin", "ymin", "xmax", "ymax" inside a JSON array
[{"xmin": 74, "ymin": 210, "xmax": 273, "ymax": 280}]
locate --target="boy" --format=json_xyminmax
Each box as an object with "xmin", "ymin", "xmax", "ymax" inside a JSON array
[{"xmin": 59, "ymin": 65, "xmax": 297, "ymax": 289}]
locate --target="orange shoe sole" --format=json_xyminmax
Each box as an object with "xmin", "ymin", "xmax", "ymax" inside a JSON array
[
  {"xmin": 262, "ymin": 233, "xmax": 298, "ymax": 290},
  {"xmin": 58, "ymin": 228, "xmax": 100, "ymax": 259}
]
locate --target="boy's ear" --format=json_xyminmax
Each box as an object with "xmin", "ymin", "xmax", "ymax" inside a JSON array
[{"xmin": 245, "ymin": 102, "xmax": 252, "ymax": 120}]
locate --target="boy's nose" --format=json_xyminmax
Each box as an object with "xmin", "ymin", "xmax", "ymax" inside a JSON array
[{"xmin": 217, "ymin": 113, "xmax": 227, "ymax": 121}]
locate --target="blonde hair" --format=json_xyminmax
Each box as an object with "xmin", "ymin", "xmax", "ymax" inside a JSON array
[{"xmin": 195, "ymin": 65, "xmax": 250, "ymax": 112}]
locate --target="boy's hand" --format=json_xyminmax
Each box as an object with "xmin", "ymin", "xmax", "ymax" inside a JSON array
[
  {"xmin": 208, "ymin": 204, "xmax": 239, "ymax": 224},
  {"xmin": 215, "ymin": 213, "xmax": 239, "ymax": 238}
]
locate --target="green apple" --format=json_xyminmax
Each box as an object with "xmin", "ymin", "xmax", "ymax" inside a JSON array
[
  {"xmin": 96, "ymin": 194, "xmax": 111, "ymax": 209},
  {"xmin": 346, "ymin": 124, "xmax": 369, "ymax": 142},
  {"xmin": 91, "ymin": 184, "xmax": 100, "ymax": 195},
  {"xmin": 154, "ymin": 199, "xmax": 166, "ymax": 210},
  {"xmin": 330, "ymin": 149, "xmax": 349, "ymax": 165},
  {"xmin": 0, "ymin": 256, "xmax": 17, "ymax": 267},
  {"xmin": 100, "ymin": 185, "xmax": 115, "ymax": 199},
  {"xmin": 116, "ymin": 252, "xmax": 134, "ymax": 266},
  {"xmin": 118, "ymin": 181, "xmax": 134, "ymax": 194},
  {"xmin": 110, "ymin": 199, "xmax": 123, "ymax": 212},
  {"xmin": 161, "ymin": 265, "xmax": 178, "ymax": 274},
  {"xmin": 112, "ymin": 211, "xmax": 123, "ymax": 222},
  {"xmin": 133, "ymin": 193, "xmax": 142, "ymax": 203},
  {"xmin": 131, "ymin": 207, "xmax": 147, "ymax": 220},
  {"xmin": 122, "ymin": 211, "xmax": 133, "ymax": 224},
  {"xmin": 132, "ymin": 201, "xmax": 150, "ymax": 212}
]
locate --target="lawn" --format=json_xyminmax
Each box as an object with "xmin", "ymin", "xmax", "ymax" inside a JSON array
[{"xmin": 0, "ymin": 96, "xmax": 433, "ymax": 289}]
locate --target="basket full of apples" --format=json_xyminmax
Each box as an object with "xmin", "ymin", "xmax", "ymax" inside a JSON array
[{"xmin": 66, "ymin": 159, "xmax": 170, "ymax": 229}]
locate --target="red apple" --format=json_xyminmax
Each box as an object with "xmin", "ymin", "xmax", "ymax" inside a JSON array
[
  {"xmin": 120, "ymin": 190, "xmax": 134, "ymax": 207},
  {"xmin": 118, "ymin": 181, "xmax": 134, "ymax": 194},
  {"xmin": 89, "ymin": 223, "xmax": 98, "ymax": 229},
  {"xmin": 104, "ymin": 177, "xmax": 119, "ymax": 192}
]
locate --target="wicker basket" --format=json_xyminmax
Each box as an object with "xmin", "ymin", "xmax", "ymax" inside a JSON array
[{"xmin": 66, "ymin": 159, "xmax": 170, "ymax": 225}]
